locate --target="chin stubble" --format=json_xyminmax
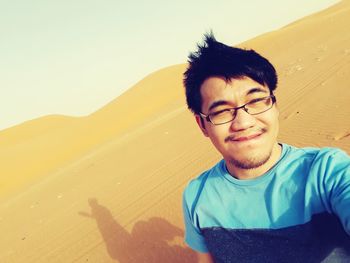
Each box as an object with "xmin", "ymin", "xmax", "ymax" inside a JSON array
[{"xmin": 228, "ymin": 148, "xmax": 272, "ymax": 170}]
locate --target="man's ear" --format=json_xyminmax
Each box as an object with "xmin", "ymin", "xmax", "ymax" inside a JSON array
[{"xmin": 195, "ymin": 115, "xmax": 209, "ymax": 137}]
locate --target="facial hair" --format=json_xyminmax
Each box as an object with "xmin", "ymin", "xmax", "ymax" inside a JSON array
[
  {"xmin": 228, "ymin": 149, "xmax": 272, "ymax": 170},
  {"xmin": 224, "ymin": 127, "xmax": 272, "ymax": 170}
]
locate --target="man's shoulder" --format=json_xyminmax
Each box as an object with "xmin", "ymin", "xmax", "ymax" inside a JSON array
[
  {"xmin": 281, "ymin": 143, "xmax": 350, "ymax": 173},
  {"xmin": 283, "ymin": 143, "xmax": 348, "ymax": 161},
  {"xmin": 183, "ymin": 160, "xmax": 224, "ymax": 203}
]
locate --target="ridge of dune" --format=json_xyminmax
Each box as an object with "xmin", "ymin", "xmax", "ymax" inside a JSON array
[
  {"xmin": 239, "ymin": 0, "xmax": 349, "ymax": 58},
  {"xmin": 0, "ymin": 64, "xmax": 186, "ymax": 201},
  {"xmin": 89, "ymin": 64, "xmax": 186, "ymax": 119},
  {"xmin": 1, "ymin": 1, "xmax": 350, "ymax": 262},
  {"xmin": 275, "ymin": 0, "xmax": 344, "ymax": 32},
  {"xmin": 240, "ymin": 0, "xmax": 345, "ymax": 46},
  {"xmin": 0, "ymin": 115, "xmax": 76, "ymax": 147}
]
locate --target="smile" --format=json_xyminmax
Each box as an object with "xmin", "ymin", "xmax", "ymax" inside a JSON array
[
  {"xmin": 234, "ymin": 133, "xmax": 262, "ymax": 141},
  {"xmin": 225, "ymin": 132, "xmax": 264, "ymax": 143}
]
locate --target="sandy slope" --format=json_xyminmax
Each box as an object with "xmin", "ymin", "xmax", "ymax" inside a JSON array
[
  {"xmin": 239, "ymin": 0, "xmax": 350, "ymax": 150},
  {"xmin": 1, "ymin": 1, "xmax": 350, "ymax": 262},
  {"xmin": 0, "ymin": 64, "xmax": 186, "ymax": 201}
]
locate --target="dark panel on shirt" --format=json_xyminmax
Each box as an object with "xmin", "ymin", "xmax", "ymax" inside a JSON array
[{"xmin": 202, "ymin": 213, "xmax": 350, "ymax": 263}]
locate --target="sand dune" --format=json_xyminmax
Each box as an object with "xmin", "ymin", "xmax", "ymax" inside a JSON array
[
  {"xmin": 0, "ymin": 64, "xmax": 186, "ymax": 201},
  {"xmin": 239, "ymin": 0, "xmax": 350, "ymax": 150},
  {"xmin": 1, "ymin": 1, "xmax": 349, "ymax": 262}
]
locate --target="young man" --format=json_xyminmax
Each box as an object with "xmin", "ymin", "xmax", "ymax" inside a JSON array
[{"xmin": 182, "ymin": 34, "xmax": 350, "ymax": 262}]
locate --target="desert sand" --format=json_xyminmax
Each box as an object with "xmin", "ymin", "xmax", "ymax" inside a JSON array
[{"xmin": 0, "ymin": 1, "xmax": 350, "ymax": 262}]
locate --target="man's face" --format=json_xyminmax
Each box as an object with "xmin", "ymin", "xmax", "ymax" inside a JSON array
[{"xmin": 196, "ymin": 76, "xmax": 279, "ymax": 170}]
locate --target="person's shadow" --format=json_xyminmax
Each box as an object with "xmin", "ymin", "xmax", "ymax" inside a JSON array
[{"xmin": 79, "ymin": 198, "xmax": 198, "ymax": 263}]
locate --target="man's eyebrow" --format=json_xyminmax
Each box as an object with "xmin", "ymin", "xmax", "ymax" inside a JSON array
[
  {"xmin": 208, "ymin": 100, "xmax": 230, "ymax": 112},
  {"xmin": 246, "ymin": 87, "xmax": 268, "ymax": 95}
]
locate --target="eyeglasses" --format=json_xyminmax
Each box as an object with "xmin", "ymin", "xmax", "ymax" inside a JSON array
[{"xmin": 199, "ymin": 94, "xmax": 276, "ymax": 125}]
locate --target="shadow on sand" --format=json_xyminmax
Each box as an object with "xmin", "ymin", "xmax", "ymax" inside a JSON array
[{"xmin": 79, "ymin": 198, "xmax": 197, "ymax": 263}]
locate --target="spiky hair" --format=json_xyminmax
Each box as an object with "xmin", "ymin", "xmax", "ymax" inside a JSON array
[{"xmin": 183, "ymin": 33, "xmax": 278, "ymax": 114}]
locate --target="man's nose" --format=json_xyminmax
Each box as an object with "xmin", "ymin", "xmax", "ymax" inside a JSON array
[{"xmin": 230, "ymin": 108, "xmax": 256, "ymax": 131}]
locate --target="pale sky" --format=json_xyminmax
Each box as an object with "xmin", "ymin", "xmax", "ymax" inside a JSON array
[{"xmin": 0, "ymin": 0, "xmax": 339, "ymax": 131}]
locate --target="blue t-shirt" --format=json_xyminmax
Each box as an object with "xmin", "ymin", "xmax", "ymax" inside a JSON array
[{"xmin": 183, "ymin": 144, "xmax": 350, "ymax": 262}]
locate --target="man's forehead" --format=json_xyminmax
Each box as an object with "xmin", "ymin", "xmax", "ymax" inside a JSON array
[
  {"xmin": 200, "ymin": 76, "xmax": 268, "ymax": 95},
  {"xmin": 201, "ymin": 76, "xmax": 228, "ymax": 87}
]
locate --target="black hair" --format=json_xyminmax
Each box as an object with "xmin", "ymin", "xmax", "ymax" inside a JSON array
[{"xmin": 183, "ymin": 32, "xmax": 278, "ymax": 114}]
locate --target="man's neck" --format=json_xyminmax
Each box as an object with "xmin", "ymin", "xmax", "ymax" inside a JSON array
[{"xmin": 226, "ymin": 143, "xmax": 282, "ymax": 180}]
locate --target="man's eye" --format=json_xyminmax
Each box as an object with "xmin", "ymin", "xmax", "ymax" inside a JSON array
[
  {"xmin": 210, "ymin": 109, "xmax": 231, "ymax": 117},
  {"xmin": 248, "ymin": 97, "xmax": 265, "ymax": 104}
]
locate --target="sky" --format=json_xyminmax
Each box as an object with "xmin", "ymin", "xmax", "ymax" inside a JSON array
[{"xmin": 0, "ymin": 0, "xmax": 339, "ymax": 131}]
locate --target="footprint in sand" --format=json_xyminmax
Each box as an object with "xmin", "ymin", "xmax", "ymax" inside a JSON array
[
  {"xmin": 333, "ymin": 131, "xmax": 350, "ymax": 141},
  {"xmin": 30, "ymin": 202, "xmax": 39, "ymax": 208},
  {"xmin": 317, "ymin": 45, "xmax": 328, "ymax": 52},
  {"xmin": 296, "ymin": 65, "xmax": 303, "ymax": 71},
  {"xmin": 282, "ymin": 111, "xmax": 301, "ymax": 120},
  {"xmin": 285, "ymin": 64, "xmax": 303, "ymax": 75}
]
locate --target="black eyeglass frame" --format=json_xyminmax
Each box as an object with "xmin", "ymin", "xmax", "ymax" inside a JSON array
[{"xmin": 199, "ymin": 94, "xmax": 276, "ymax": 125}]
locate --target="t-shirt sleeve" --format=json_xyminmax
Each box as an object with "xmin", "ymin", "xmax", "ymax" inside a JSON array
[
  {"xmin": 318, "ymin": 148, "xmax": 350, "ymax": 235},
  {"xmin": 182, "ymin": 187, "xmax": 209, "ymax": 253}
]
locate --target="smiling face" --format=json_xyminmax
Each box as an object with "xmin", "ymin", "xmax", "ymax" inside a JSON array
[{"xmin": 196, "ymin": 76, "xmax": 280, "ymax": 178}]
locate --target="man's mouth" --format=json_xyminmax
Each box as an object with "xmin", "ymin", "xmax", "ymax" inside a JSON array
[
  {"xmin": 225, "ymin": 130, "xmax": 266, "ymax": 143},
  {"xmin": 232, "ymin": 133, "xmax": 262, "ymax": 141}
]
